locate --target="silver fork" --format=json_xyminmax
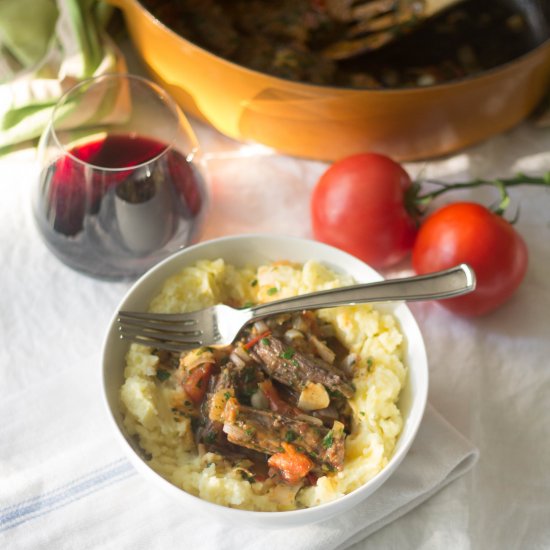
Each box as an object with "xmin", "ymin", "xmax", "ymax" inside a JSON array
[{"xmin": 118, "ymin": 263, "xmax": 475, "ymax": 353}]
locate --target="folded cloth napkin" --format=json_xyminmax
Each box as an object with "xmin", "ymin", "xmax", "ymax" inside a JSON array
[
  {"xmin": 0, "ymin": 364, "xmax": 478, "ymax": 550},
  {"xmin": 0, "ymin": 0, "xmax": 126, "ymax": 153}
]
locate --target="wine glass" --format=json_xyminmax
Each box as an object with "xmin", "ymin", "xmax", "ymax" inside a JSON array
[{"xmin": 32, "ymin": 73, "xmax": 208, "ymax": 280}]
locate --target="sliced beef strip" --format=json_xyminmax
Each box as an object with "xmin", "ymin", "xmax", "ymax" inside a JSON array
[
  {"xmin": 222, "ymin": 397, "xmax": 346, "ymax": 472},
  {"xmin": 197, "ymin": 363, "xmax": 267, "ymax": 464},
  {"xmin": 250, "ymin": 335, "xmax": 355, "ymax": 399},
  {"xmin": 195, "ymin": 364, "xmax": 233, "ymax": 451}
]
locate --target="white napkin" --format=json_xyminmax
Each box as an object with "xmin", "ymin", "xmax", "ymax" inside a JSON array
[{"xmin": 0, "ymin": 363, "xmax": 478, "ymax": 550}]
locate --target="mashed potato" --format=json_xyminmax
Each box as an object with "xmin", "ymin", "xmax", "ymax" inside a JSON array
[{"xmin": 120, "ymin": 259, "xmax": 406, "ymax": 511}]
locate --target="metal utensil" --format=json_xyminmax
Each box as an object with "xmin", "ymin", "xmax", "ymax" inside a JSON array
[{"xmin": 118, "ymin": 263, "xmax": 475, "ymax": 353}]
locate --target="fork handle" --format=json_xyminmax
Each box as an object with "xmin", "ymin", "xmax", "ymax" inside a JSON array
[{"xmin": 249, "ymin": 264, "xmax": 475, "ymax": 319}]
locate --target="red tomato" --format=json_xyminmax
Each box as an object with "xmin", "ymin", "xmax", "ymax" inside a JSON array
[
  {"xmin": 311, "ymin": 153, "xmax": 418, "ymax": 268},
  {"xmin": 412, "ymin": 202, "xmax": 528, "ymax": 316},
  {"xmin": 183, "ymin": 363, "xmax": 214, "ymax": 404}
]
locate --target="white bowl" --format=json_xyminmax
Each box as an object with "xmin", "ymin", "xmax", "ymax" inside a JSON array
[{"xmin": 101, "ymin": 234, "xmax": 428, "ymax": 528}]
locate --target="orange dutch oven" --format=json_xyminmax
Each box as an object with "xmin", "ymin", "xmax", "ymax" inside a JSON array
[{"xmin": 108, "ymin": 0, "xmax": 550, "ymax": 162}]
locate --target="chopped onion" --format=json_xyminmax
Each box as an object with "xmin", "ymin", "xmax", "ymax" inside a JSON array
[
  {"xmin": 222, "ymin": 422, "xmax": 241, "ymax": 438},
  {"xmin": 181, "ymin": 348, "xmax": 215, "ymax": 370},
  {"xmin": 233, "ymin": 345, "xmax": 251, "ymax": 363},
  {"xmin": 310, "ymin": 335, "xmax": 335, "ymax": 364},
  {"xmin": 229, "ymin": 350, "xmax": 246, "ymax": 368},
  {"xmin": 250, "ymin": 390, "xmax": 269, "ymax": 410},
  {"xmin": 273, "ymin": 313, "xmax": 291, "ymax": 325},
  {"xmin": 292, "ymin": 315, "xmax": 309, "ymax": 333},
  {"xmin": 253, "ymin": 320, "xmax": 269, "ymax": 333},
  {"xmin": 284, "ymin": 328, "xmax": 304, "ymax": 343}
]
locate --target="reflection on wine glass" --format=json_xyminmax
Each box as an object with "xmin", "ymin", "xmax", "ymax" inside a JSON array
[{"xmin": 32, "ymin": 73, "xmax": 208, "ymax": 279}]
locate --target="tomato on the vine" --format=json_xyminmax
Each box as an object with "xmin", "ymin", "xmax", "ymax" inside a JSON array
[
  {"xmin": 310, "ymin": 152, "xmax": 544, "ymax": 315},
  {"xmin": 412, "ymin": 202, "xmax": 528, "ymax": 316},
  {"xmin": 310, "ymin": 153, "xmax": 418, "ymax": 268}
]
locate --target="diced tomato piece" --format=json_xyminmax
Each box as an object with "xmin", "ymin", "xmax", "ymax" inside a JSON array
[
  {"xmin": 268, "ymin": 442, "xmax": 314, "ymax": 484},
  {"xmin": 183, "ymin": 363, "xmax": 214, "ymax": 404}
]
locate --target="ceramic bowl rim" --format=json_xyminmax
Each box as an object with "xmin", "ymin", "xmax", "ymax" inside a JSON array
[{"xmin": 100, "ymin": 233, "xmax": 429, "ymax": 527}]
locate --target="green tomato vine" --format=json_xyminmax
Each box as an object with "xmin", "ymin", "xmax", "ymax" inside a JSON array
[{"xmin": 405, "ymin": 172, "xmax": 550, "ymax": 220}]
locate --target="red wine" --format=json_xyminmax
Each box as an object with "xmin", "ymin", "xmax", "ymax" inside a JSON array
[
  {"xmin": 70, "ymin": 133, "xmax": 167, "ymax": 169},
  {"xmin": 34, "ymin": 134, "xmax": 206, "ymax": 279}
]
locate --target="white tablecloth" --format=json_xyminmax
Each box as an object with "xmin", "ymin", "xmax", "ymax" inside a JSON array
[{"xmin": 1, "ymin": 114, "xmax": 550, "ymax": 549}]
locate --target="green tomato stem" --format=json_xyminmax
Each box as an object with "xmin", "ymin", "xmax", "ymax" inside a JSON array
[{"xmin": 412, "ymin": 172, "xmax": 550, "ymax": 218}]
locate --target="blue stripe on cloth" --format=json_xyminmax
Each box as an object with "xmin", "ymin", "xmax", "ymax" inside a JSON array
[
  {"xmin": 0, "ymin": 458, "xmax": 129, "ymax": 516},
  {"xmin": 0, "ymin": 458, "xmax": 136, "ymax": 532}
]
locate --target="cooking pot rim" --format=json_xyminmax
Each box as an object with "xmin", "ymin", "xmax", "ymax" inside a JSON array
[{"xmin": 129, "ymin": 0, "xmax": 550, "ymax": 94}]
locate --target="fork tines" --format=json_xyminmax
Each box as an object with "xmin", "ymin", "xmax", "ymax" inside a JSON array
[{"xmin": 117, "ymin": 311, "xmax": 204, "ymax": 352}]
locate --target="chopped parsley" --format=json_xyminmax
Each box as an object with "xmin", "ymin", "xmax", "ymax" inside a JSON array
[
  {"xmin": 285, "ymin": 430, "xmax": 298, "ymax": 442},
  {"xmin": 203, "ymin": 431, "xmax": 217, "ymax": 444},
  {"xmin": 260, "ymin": 337, "xmax": 271, "ymax": 346},
  {"xmin": 267, "ymin": 287, "xmax": 278, "ymax": 296},
  {"xmin": 280, "ymin": 348, "xmax": 295, "ymax": 360},
  {"xmin": 156, "ymin": 369, "xmax": 171, "ymax": 381},
  {"xmin": 326, "ymin": 388, "xmax": 343, "ymax": 399},
  {"xmin": 243, "ymin": 366, "xmax": 256, "ymax": 383},
  {"xmin": 250, "ymin": 279, "xmax": 258, "ymax": 287},
  {"xmin": 240, "ymin": 471, "xmax": 255, "ymax": 483},
  {"xmin": 322, "ymin": 431, "xmax": 334, "ymax": 449}
]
